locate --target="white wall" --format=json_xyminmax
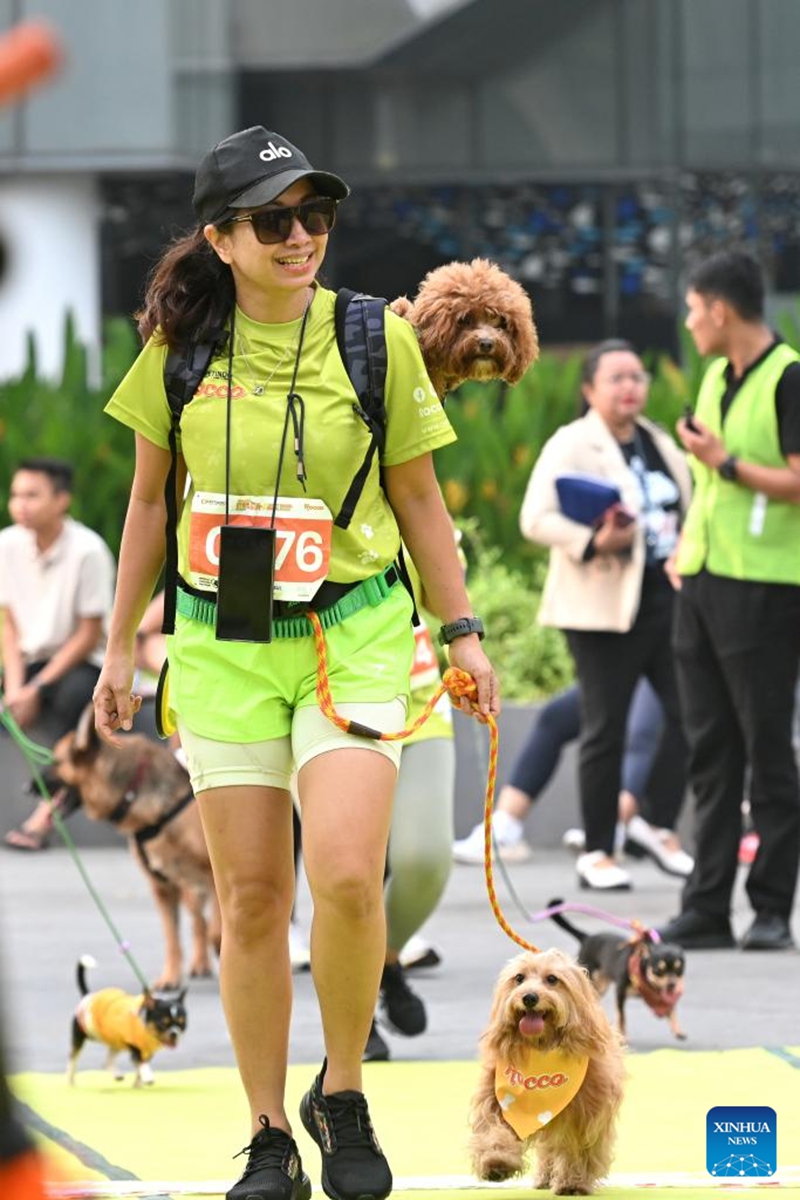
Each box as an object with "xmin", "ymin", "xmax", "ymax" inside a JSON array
[{"xmin": 0, "ymin": 176, "xmax": 100, "ymax": 382}]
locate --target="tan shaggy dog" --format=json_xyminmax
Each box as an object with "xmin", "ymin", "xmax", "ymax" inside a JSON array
[
  {"xmin": 390, "ymin": 257, "xmax": 539, "ymax": 400},
  {"xmin": 469, "ymin": 948, "xmax": 625, "ymax": 1196}
]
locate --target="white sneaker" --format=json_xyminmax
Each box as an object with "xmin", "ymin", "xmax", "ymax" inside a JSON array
[
  {"xmin": 624, "ymin": 816, "xmax": 694, "ymax": 878},
  {"xmin": 398, "ymin": 935, "xmax": 442, "ymax": 971},
  {"xmin": 576, "ymin": 850, "xmax": 632, "ymax": 891},
  {"xmin": 562, "ymin": 827, "xmax": 586, "ymax": 853},
  {"xmin": 452, "ymin": 816, "xmax": 532, "ymax": 865},
  {"xmin": 289, "ymin": 922, "xmax": 311, "ymax": 972}
]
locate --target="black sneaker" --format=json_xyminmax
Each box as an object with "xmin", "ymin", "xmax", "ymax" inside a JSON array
[
  {"xmin": 300, "ymin": 1059, "xmax": 392, "ymax": 1200},
  {"xmin": 227, "ymin": 1116, "xmax": 312, "ymax": 1200},
  {"xmin": 363, "ymin": 1020, "xmax": 390, "ymax": 1063},
  {"xmin": 740, "ymin": 911, "xmax": 795, "ymax": 951},
  {"xmin": 379, "ymin": 963, "xmax": 426, "ymax": 1036},
  {"xmin": 656, "ymin": 909, "xmax": 735, "ymax": 950}
]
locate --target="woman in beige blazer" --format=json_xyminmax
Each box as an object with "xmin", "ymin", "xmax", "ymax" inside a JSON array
[{"xmin": 520, "ymin": 340, "xmax": 693, "ymax": 890}]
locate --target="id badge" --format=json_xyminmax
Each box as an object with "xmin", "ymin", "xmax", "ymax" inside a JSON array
[{"xmin": 215, "ymin": 525, "xmax": 275, "ymax": 643}]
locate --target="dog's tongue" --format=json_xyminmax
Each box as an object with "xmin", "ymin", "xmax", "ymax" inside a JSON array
[{"xmin": 519, "ymin": 1013, "xmax": 545, "ymax": 1037}]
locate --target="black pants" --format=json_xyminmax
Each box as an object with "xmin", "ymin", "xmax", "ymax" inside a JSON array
[
  {"xmin": 673, "ymin": 570, "xmax": 800, "ymax": 920},
  {"xmin": 566, "ymin": 574, "xmax": 687, "ymax": 856},
  {"xmin": 24, "ymin": 660, "xmax": 100, "ymax": 743},
  {"xmin": 507, "ymin": 678, "xmax": 665, "ymax": 811}
]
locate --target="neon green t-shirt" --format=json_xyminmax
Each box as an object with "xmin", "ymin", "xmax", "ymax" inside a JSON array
[
  {"xmin": 106, "ymin": 286, "xmax": 456, "ymax": 586},
  {"xmin": 104, "ymin": 285, "xmax": 456, "ymax": 741}
]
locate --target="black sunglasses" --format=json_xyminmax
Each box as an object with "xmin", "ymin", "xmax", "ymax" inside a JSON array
[{"xmin": 228, "ymin": 198, "xmax": 338, "ymax": 244}]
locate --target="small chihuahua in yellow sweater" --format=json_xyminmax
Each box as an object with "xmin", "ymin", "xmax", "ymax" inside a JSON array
[{"xmin": 68, "ymin": 955, "xmax": 187, "ymax": 1087}]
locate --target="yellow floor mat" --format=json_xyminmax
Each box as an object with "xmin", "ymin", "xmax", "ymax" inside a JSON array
[{"xmin": 12, "ymin": 1046, "xmax": 800, "ymax": 1197}]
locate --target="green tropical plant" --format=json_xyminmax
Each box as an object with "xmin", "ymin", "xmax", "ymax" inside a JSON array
[
  {"xmin": 775, "ymin": 297, "xmax": 800, "ymax": 353},
  {"xmin": 0, "ymin": 314, "xmax": 139, "ymax": 554},
  {"xmin": 434, "ymin": 353, "xmax": 583, "ymax": 574},
  {"xmin": 459, "ymin": 518, "xmax": 574, "ymax": 701}
]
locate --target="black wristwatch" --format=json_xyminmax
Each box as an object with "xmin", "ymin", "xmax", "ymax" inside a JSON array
[
  {"xmin": 438, "ymin": 617, "xmax": 485, "ymax": 646},
  {"xmin": 718, "ymin": 455, "xmax": 739, "ymax": 482}
]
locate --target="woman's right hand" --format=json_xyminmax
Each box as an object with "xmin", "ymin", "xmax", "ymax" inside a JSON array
[
  {"xmin": 592, "ymin": 506, "xmax": 637, "ymax": 555},
  {"xmin": 92, "ymin": 652, "xmax": 142, "ymax": 746}
]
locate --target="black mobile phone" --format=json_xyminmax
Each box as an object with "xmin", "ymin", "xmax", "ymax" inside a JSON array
[
  {"xmin": 215, "ymin": 525, "xmax": 275, "ymax": 643},
  {"xmin": 683, "ymin": 404, "xmax": 699, "ymax": 433}
]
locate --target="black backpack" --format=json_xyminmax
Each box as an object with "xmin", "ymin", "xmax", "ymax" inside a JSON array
[{"xmin": 160, "ymin": 289, "xmax": 388, "ymax": 634}]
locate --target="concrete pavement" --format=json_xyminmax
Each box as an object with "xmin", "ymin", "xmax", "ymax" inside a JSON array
[{"xmin": 1, "ymin": 836, "xmax": 798, "ymax": 1080}]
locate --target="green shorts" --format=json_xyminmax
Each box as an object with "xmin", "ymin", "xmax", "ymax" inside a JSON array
[{"xmin": 167, "ymin": 582, "xmax": 415, "ymax": 744}]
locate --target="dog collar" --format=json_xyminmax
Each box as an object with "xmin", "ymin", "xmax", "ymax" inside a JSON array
[
  {"xmin": 495, "ymin": 1046, "xmax": 588, "ymax": 1139},
  {"xmin": 108, "ymin": 757, "xmax": 151, "ymax": 824}
]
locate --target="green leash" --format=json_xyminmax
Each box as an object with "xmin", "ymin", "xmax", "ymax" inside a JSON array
[{"xmin": 1, "ymin": 701, "xmax": 153, "ymax": 994}]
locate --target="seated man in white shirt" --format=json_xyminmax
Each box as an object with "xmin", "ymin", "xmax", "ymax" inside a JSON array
[{"xmin": 1, "ymin": 457, "xmax": 115, "ymax": 850}]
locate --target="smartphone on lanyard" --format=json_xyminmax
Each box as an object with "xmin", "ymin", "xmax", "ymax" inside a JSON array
[{"xmin": 215, "ymin": 525, "xmax": 276, "ymax": 643}]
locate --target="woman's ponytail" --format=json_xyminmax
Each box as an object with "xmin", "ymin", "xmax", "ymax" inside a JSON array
[{"xmin": 136, "ymin": 227, "xmax": 234, "ymax": 348}]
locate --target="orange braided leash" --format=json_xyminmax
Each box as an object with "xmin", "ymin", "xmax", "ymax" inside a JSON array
[{"xmin": 308, "ymin": 611, "xmax": 539, "ymax": 953}]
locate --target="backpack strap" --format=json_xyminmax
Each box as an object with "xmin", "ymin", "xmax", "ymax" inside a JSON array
[
  {"xmin": 333, "ymin": 288, "xmax": 388, "ymax": 531},
  {"xmin": 161, "ymin": 335, "xmax": 224, "ymax": 634},
  {"xmin": 333, "ymin": 289, "xmax": 419, "ymax": 626}
]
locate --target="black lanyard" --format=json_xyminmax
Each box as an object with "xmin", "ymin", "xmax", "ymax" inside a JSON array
[{"xmin": 222, "ymin": 298, "xmax": 312, "ymax": 530}]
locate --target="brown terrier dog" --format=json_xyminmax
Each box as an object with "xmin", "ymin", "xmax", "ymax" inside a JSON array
[
  {"xmin": 469, "ymin": 948, "xmax": 625, "ymax": 1196},
  {"xmin": 50, "ymin": 705, "xmax": 219, "ymax": 989},
  {"xmin": 390, "ymin": 257, "xmax": 539, "ymax": 400}
]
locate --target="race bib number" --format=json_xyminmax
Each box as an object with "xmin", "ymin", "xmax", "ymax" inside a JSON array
[
  {"xmin": 410, "ymin": 618, "xmax": 441, "ymax": 692},
  {"xmin": 188, "ymin": 492, "xmax": 332, "ymax": 601}
]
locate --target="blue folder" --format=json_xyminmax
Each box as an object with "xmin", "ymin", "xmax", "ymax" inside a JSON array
[{"xmin": 555, "ymin": 473, "xmax": 622, "ymax": 526}]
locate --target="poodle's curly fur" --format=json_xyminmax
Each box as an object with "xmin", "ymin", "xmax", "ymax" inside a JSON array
[
  {"xmin": 390, "ymin": 258, "xmax": 539, "ymax": 399},
  {"xmin": 469, "ymin": 949, "xmax": 625, "ymax": 1196}
]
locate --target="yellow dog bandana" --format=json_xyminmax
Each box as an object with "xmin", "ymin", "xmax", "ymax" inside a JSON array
[{"xmin": 495, "ymin": 1047, "xmax": 589, "ymax": 1138}]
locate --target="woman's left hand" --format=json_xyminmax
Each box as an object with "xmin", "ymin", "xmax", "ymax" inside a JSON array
[{"xmin": 446, "ymin": 635, "xmax": 500, "ymax": 719}]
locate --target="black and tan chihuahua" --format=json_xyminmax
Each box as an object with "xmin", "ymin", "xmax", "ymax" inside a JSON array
[{"xmin": 548, "ymin": 899, "xmax": 687, "ymax": 1041}]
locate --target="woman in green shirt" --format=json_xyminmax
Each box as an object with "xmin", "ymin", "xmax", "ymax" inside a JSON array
[{"xmin": 93, "ymin": 126, "xmax": 498, "ymax": 1200}]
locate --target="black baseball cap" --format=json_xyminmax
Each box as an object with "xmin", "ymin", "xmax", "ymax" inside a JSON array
[{"xmin": 193, "ymin": 126, "xmax": 350, "ymax": 225}]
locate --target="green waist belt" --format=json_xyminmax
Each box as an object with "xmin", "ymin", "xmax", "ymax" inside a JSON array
[{"xmin": 175, "ymin": 564, "xmax": 402, "ymax": 640}]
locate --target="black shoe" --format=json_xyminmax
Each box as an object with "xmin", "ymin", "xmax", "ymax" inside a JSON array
[
  {"xmin": 656, "ymin": 909, "xmax": 735, "ymax": 950},
  {"xmin": 379, "ymin": 962, "xmax": 426, "ymax": 1036},
  {"xmin": 740, "ymin": 911, "xmax": 795, "ymax": 951},
  {"xmin": 300, "ymin": 1059, "xmax": 392, "ymax": 1200},
  {"xmin": 363, "ymin": 1020, "xmax": 390, "ymax": 1063},
  {"xmin": 227, "ymin": 1116, "xmax": 312, "ymax": 1200}
]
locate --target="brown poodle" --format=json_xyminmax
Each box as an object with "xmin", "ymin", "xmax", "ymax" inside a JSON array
[
  {"xmin": 390, "ymin": 257, "xmax": 539, "ymax": 399},
  {"xmin": 469, "ymin": 948, "xmax": 625, "ymax": 1196}
]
